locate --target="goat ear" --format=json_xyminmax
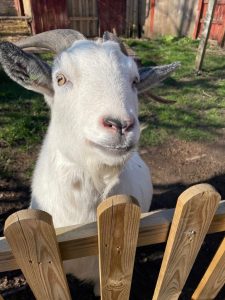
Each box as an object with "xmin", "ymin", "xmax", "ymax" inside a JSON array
[
  {"xmin": 137, "ymin": 62, "xmax": 180, "ymax": 93},
  {"xmin": 0, "ymin": 42, "xmax": 53, "ymax": 97}
]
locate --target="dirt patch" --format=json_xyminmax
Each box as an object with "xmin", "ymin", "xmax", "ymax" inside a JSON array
[
  {"xmin": 0, "ymin": 138, "xmax": 225, "ymax": 299},
  {"xmin": 141, "ymin": 138, "xmax": 225, "ymax": 209}
]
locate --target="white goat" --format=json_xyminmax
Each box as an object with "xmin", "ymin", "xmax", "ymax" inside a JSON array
[{"xmin": 0, "ymin": 30, "xmax": 179, "ymax": 295}]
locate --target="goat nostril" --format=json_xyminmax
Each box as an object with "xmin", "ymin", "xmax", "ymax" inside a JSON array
[{"xmin": 102, "ymin": 117, "xmax": 134, "ymax": 133}]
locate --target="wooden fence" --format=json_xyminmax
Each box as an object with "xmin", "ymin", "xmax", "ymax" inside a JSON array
[
  {"xmin": 67, "ymin": 0, "xmax": 98, "ymax": 37},
  {"xmin": 0, "ymin": 183, "xmax": 225, "ymax": 299}
]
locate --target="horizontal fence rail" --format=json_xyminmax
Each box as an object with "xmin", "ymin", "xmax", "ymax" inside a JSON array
[{"xmin": 0, "ymin": 202, "xmax": 224, "ymax": 272}]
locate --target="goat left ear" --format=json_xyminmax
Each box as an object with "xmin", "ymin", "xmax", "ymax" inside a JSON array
[
  {"xmin": 0, "ymin": 42, "xmax": 53, "ymax": 97},
  {"xmin": 137, "ymin": 62, "xmax": 180, "ymax": 93}
]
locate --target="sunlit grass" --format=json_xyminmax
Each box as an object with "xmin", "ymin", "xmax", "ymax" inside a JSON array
[{"xmin": 126, "ymin": 36, "xmax": 225, "ymax": 145}]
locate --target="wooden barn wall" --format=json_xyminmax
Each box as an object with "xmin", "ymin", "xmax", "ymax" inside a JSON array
[
  {"xmin": 144, "ymin": 0, "xmax": 199, "ymax": 38},
  {"xmin": 29, "ymin": 0, "xmax": 68, "ymax": 34},
  {"xmin": 97, "ymin": 0, "xmax": 126, "ymax": 36},
  {"xmin": 126, "ymin": 0, "xmax": 150, "ymax": 37},
  {"xmin": 67, "ymin": 0, "xmax": 98, "ymax": 37},
  {"xmin": 194, "ymin": 0, "xmax": 225, "ymax": 46},
  {"xmin": 0, "ymin": 0, "xmax": 17, "ymax": 16}
]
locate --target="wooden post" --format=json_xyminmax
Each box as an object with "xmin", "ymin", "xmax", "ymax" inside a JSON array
[
  {"xmin": 125, "ymin": 0, "xmax": 132, "ymax": 37},
  {"xmin": 97, "ymin": 195, "xmax": 141, "ymax": 300},
  {"xmin": 14, "ymin": 0, "xmax": 24, "ymax": 16},
  {"xmin": 4, "ymin": 210, "xmax": 72, "ymax": 300},
  {"xmin": 149, "ymin": 0, "xmax": 155, "ymax": 34},
  {"xmin": 192, "ymin": 237, "xmax": 225, "ymax": 299},
  {"xmin": 195, "ymin": 0, "xmax": 217, "ymax": 72},
  {"xmin": 152, "ymin": 184, "xmax": 221, "ymax": 300},
  {"xmin": 22, "ymin": 0, "xmax": 32, "ymax": 17}
]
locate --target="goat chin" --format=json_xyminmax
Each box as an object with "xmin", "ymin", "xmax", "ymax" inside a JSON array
[{"xmin": 31, "ymin": 138, "xmax": 152, "ymax": 296}]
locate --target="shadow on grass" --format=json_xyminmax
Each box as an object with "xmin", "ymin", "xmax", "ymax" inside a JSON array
[{"xmin": 0, "ymin": 70, "xmax": 49, "ymax": 146}]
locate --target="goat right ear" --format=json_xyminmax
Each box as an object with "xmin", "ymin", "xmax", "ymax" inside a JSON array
[{"xmin": 0, "ymin": 42, "xmax": 54, "ymax": 98}]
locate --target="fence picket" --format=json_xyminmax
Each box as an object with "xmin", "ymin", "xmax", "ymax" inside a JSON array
[
  {"xmin": 4, "ymin": 210, "xmax": 71, "ymax": 300},
  {"xmin": 152, "ymin": 184, "xmax": 221, "ymax": 300},
  {"xmin": 192, "ymin": 237, "xmax": 225, "ymax": 299},
  {"xmin": 97, "ymin": 195, "xmax": 141, "ymax": 300}
]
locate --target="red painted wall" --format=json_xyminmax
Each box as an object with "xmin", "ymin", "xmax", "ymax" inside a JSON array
[{"xmin": 194, "ymin": 0, "xmax": 225, "ymax": 45}]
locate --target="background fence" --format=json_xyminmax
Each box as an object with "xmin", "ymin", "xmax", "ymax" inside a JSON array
[
  {"xmin": 0, "ymin": 184, "xmax": 225, "ymax": 299},
  {"xmin": 1, "ymin": 0, "xmax": 224, "ymax": 44}
]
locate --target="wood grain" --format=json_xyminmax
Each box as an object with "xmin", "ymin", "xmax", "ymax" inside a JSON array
[
  {"xmin": 152, "ymin": 183, "xmax": 221, "ymax": 300},
  {"xmin": 4, "ymin": 210, "xmax": 71, "ymax": 300},
  {"xmin": 195, "ymin": 0, "xmax": 217, "ymax": 71},
  {"xmin": 192, "ymin": 237, "xmax": 225, "ymax": 299},
  {"xmin": 97, "ymin": 195, "xmax": 140, "ymax": 300},
  {"xmin": 1, "ymin": 199, "xmax": 224, "ymax": 273}
]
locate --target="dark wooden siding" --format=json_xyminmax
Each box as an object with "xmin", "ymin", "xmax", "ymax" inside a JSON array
[
  {"xmin": 30, "ymin": 0, "xmax": 68, "ymax": 34},
  {"xmin": 97, "ymin": 0, "xmax": 126, "ymax": 35}
]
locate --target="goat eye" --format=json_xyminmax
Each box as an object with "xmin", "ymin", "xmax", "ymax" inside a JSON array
[{"xmin": 56, "ymin": 74, "xmax": 67, "ymax": 86}]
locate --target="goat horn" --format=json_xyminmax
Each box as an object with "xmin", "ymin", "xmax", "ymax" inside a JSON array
[
  {"xmin": 103, "ymin": 31, "xmax": 128, "ymax": 56},
  {"xmin": 16, "ymin": 29, "xmax": 86, "ymax": 53}
]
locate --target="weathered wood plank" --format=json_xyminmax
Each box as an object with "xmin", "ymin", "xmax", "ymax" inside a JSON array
[
  {"xmin": 69, "ymin": 17, "xmax": 98, "ymax": 21},
  {"xmin": 192, "ymin": 237, "xmax": 225, "ymax": 299},
  {"xmin": 97, "ymin": 195, "xmax": 140, "ymax": 300},
  {"xmin": 195, "ymin": 0, "xmax": 217, "ymax": 72},
  {"xmin": 0, "ymin": 199, "xmax": 225, "ymax": 273},
  {"xmin": 152, "ymin": 184, "xmax": 221, "ymax": 300},
  {"xmin": 4, "ymin": 210, "xmax": 71, "ymax": 300}
]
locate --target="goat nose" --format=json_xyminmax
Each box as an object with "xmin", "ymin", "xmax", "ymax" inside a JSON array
[{"xmin": 102, "ymin": 117, "xmax": 134, "ymax": 134}]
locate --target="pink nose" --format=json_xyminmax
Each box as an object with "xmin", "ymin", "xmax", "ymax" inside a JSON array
[{"xmin": 102, "ymin": 116, "xmax": 135, "ymax": 134}]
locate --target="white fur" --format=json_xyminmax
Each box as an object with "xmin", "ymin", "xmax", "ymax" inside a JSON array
[{"xmin": 30, "ymin": 40, "xmax": 153, "ymax": 294}]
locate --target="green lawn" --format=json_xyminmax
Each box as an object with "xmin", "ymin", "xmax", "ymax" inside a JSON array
[
  {"xmin": 126, "ymin": 36, "xmax": 225, "ymax": 145},
  {"xmin": 0, "ymin": 37, "xmax": 225, "ymax": 153}
]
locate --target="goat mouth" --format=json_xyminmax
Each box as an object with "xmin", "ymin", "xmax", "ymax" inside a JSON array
[{"xmin": 88, "ymin": 140, "xmax": 135, "ymax": 155}]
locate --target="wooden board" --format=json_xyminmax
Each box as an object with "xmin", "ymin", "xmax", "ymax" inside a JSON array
[
  {"xmin": 195, "ymin": 0, "xmax": 217, "ymax": 72},
  {"xmin": 67, "ymin": 0, "xmax": 98, "ymax": 37},
  {"xmin": 30, "ymin": 0, "xmax": 68, "ymax": 34},
  {"xmin": 97, "ymin": 195, "xmax": 140, "ymax": 300},
  {"xmin": 194, "ymin": 0, "xmax": 225, "ymax": 45},
  {"xmin": 152, "ymin": 184, "xmax": 221, "ymax": 300},
  {"xmin": 97, "ymin": 0, "xmax": 126, "ymax": 36},
  {"xmin": 192, "ymin": 237, "xmax": 225, "ymax": 299},
  {"xmin": 4, "ymin": 210, "xmax": 71, "ymax": 300}
]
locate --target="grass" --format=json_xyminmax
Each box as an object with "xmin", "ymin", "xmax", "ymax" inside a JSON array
[
  {"xmin": 126, "ymin": 36, "xmax": 225, "ymax": 145},
  {"xmin": 0, "ymin": 70, "xmax": 49, "ymax": 147}
]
